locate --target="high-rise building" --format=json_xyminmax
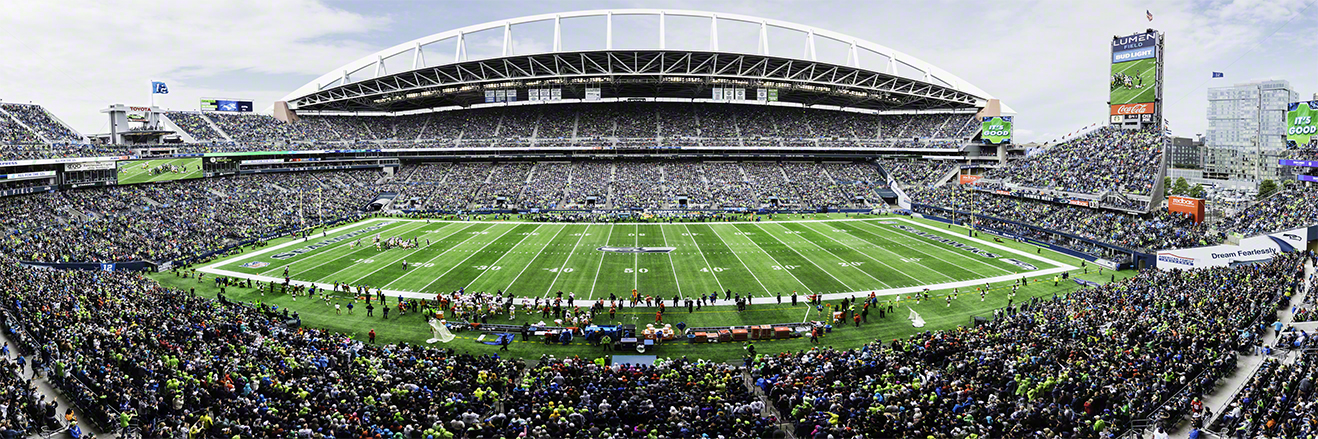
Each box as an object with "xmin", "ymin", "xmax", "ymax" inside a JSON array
[
  {"xmin": 1169, "ymin": 136, "xmax": 1202, "ymax": 169},
  {"xmin": 1204, "ymin": 80, "xmax": 1297, "ymax": 183}
]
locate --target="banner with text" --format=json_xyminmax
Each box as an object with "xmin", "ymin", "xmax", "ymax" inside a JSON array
[{"xmin": 1287, "ymin": 101, "xmax": 1318, "ymax": 148}]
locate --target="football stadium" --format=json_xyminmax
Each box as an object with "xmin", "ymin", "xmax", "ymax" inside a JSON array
[{"xmin": 1, "ymin": 5, "xmax": 1317, "ymax": 439}]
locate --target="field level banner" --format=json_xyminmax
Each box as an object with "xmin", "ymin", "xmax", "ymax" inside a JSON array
[
  {"xmin": 1154, "ymin": 226, "xmax": 1313, "ymax": 270},
  {"xmin": 1287, "ymin": 101, "xmax": 1318, "ymax": 148}
]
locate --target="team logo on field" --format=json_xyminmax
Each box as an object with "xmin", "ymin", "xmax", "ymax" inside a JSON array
[
  {"xmin": 240, "ymin": 261, "xmax": 270, "ymax": 269},
  {"xmin": 597, "ymin": 247, "xmax": 676, "ymax": 253}
]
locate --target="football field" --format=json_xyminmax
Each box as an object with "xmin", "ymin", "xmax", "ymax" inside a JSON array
[{"xmin": 202, "ymin": 216, "xmax": 1075, "ymax": 303}]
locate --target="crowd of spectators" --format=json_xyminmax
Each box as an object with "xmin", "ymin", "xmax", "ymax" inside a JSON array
[
  {"xmin": 1215, "ymin": 183, "xmax": 1318, "ymax": 238},
  {"xmin": 0, "ymin": 103, "xmax": 81, "ymax": 143},
  {"xmin": 754, "ymin": 252, "xmax": 1306, "ymax": 438},
  {"xmin": 207, "ymin": 113, "xmax": 311, "ymax": 144},
  {"xmin": 983, "ymin": 127, "xmax": 1163, "ymax": 195},
  {"xmin": 0, "ymin": 170, "xmax": 383, "ymax": 263},
  {"xmin": 0, "ymin": 102, "xmax": 987, "ymax": 161},
  {"xmin": 909, "ymin": 186, "xmax": 1213, "ymax": 251},
  {"xmin": 387, "ymin": 161, "xmax": 886, "ymax": 212},
  {"xmin": 163, "ymin": 112, "xmax": 226, "ymax": 142},
  {"xmin": 876, "ymin": 158, "xmax": 956, "ymax": 187}
]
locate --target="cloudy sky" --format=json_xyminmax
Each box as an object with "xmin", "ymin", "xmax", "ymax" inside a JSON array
[{"xmin": 1, "ymin": 0, "xmax": 1315, "ymax": 142}]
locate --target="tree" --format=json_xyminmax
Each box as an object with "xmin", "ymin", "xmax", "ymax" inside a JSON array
[
  {"xmin": 1171, "ymin": 177, "xmax": 1190, "ymax": 196},
  {"xmin": 1257, "ymin": 180, "xmax": 1278, "ymax": 199},
  {"xmin": 1163, "ymin": 177, "xmax": 1172, "ymax": 193},
  {"xmin": 1187, "ymin": 184, "xmax": 1206, "ymax": 199}
]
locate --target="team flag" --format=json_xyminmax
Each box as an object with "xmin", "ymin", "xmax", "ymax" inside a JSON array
[
  {"xmin": 151, "ymin": 81, "xmax": 169, "ymax": 94},
  {"xmin": 1212, "ymin": 72, "xmax": 1224, "ymax": 78}
]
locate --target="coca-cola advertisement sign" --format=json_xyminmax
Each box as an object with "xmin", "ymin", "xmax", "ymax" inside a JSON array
[{"xmin": 1110, "ymin": 103, "xmax": 1156, "ymax": 115}]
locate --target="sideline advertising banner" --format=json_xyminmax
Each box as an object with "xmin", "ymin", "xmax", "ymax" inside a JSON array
[{"xmin": 1155, "ymin": 227, "xmax": 1312, "ymax": 270}]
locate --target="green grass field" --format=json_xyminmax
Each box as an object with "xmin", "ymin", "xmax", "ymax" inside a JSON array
[
  {"xmin": 169, "ymin": 215, "xmax": 1130, "ymax": 362},
  {"xmin": 116, "ymin": 158, "xmax": 203, "ymax": 185},
  {"xmin": 1110, "ymin": 57, "xmax": 1158, "ymax": 105}
]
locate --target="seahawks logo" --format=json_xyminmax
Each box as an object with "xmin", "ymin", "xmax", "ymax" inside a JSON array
[
  {"xmin": 597, "ymin": 247, "xmax": 676, "ymax": 253},
  {"xmin": 240, "ymin": 261, "xmax": 270, "ymax": 269}
]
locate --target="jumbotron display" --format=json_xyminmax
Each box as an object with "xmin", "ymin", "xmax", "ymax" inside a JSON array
[
  {"xmin": 1109, "ymin": 30, "xmax": 1162, "ymax": 124},
  {"xmin": 981, "ymin": 116, "xmax": 1013, "ymax": 144},
  {"xmin": 1288, "ymin": 100, "xmax": 1318, "ymax": 148},
  {"xmin": 116, "ymin": 158, "xmax": 203, "ymax": 185}
]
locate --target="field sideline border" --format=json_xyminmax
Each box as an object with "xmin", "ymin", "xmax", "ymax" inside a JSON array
[{"xmin": 199, "ymin": 216, "xmax": 1079, "ymax": 303}]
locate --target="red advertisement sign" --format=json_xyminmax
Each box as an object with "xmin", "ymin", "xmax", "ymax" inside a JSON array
[
  {"xmin": 1110, "ymin": 103, "xmax": 1156, "ymax": 115},
  {"xmin": 959, "ymin": 175, "xmax": 982, "ymax": 185},
  {"xmin": 1168, "ymin": 196, "xmax": 1204, "ymax": 223}
]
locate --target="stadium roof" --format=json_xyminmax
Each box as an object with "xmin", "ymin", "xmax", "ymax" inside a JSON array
[{"xmin": 283, "ymin": 9, "xmax": 1013, "ymax": 114}]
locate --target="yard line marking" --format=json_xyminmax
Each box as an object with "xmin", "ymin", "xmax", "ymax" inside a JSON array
[
  {"xmin": 587, "ymin": 224, "xmax": 614, "ymax": 300},
  {"xmin": 797, "ymin": 221, "xmax": 931, "ymax": 285},
  {"xmin": 542, "ymin": 222, "xmax": 594, "ymax": 298},
  {"xmin": 409, "ymin": 223, "xmax": 520, "ymax": 292},
  {"xmin": 264, "ymin": 221, "xmax": 434, "ymax": 279},
  {"xmin": 849, "ymin": 220, "xmax": 1011, "ymax": 276},
  {"xmin": 466, "ymin": 223, "xmax": 565, "ymax": 290},
  {"xmin": 633, "ymin": 224, "xmax": 640, "ymax": 290},
  {"xmin": 752, "ymin": 223, "xmax": 859, "ymax": 292},
  {"xmin": 706, "ymin": 224, "xmax": 778, "ymax": 295},
  {"xmin": 248, "ymin": 220, "xmax": 393, "ymax": 276},
  {"xmin": 774, "ymin": 222, "xmax": 891, "ymax": 288},
  {"xmin": 680, "ymin": 223, "xmax": 726, "ymax": 293},
  {"xmin": 339, "ymin": 222, "xmax": 471, "ymax": 285},
  {"xmin": 658, "ymin": 225, "xmax": 683, "ymax": 299},
  {"xmin": 496, "ymin": 223, "xmax": 569, "ymax": 293}
]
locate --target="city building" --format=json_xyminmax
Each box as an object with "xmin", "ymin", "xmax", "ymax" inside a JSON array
[
  {"xmin": 1203, "ymin": 79, "xmax": 1297, "ymax": 183},
  {"xmin": 1169, "ymin": 136, "xmax": 1202, "ymax": 169}
]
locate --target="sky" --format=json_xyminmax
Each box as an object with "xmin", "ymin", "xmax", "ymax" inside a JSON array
[{"xmin": 1, "ymin": 0, "xmax": 1315, "ymax": 143}]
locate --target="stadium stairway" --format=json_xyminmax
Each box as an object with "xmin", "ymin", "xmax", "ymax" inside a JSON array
[
  {"xmin": 1206, "ymin": 259, "xmax": 1315, "ymax": 431},
  {"xmin": 206, "ymin": 188, "xmax": 229, "ymax": 198},
  {"xmin": 0, "ymin": 326, "xmax": 104, "ymax": 438},
  {"xmin": 741, "ymin": 369, "xmax": 795, "ymax": 439},
  {"xmin": 932, "ymin": 165, "xmax": 959, "ymax": 187},
  {"xmin": 1133, "ymin": 259, "xmax": 1316, "ymax": 439}
]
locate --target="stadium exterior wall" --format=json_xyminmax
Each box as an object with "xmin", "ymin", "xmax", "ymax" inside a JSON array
[{"xmin": 1153, "ymin": 225, "xmax": 1317, "ymax": 270}]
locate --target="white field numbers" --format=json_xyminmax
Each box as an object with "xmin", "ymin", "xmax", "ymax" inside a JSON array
[
  {"xmin": 700, "ymin": 267, "xmax": 726, "ymax": 272},
  {"xmin": 473, "ymin": 265, "xmax": 502, "ymax": 270},
  {"xmin": 624, "ymin": 268, "xmax": 649, "ymax": 273},
  {"xmin": 544, "ymin": 267, "xmax": 574, "ymax": 273}
]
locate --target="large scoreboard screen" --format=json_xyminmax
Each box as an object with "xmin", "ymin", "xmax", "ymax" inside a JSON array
[{"xmin": 201, "ymin": 99, "xmax": 253, "ymax": 112}]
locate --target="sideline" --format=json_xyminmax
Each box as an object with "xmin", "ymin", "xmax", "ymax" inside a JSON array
[{"xmin": 198, "ymin": 217, "xmax": 1080, "ymax": 303}]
